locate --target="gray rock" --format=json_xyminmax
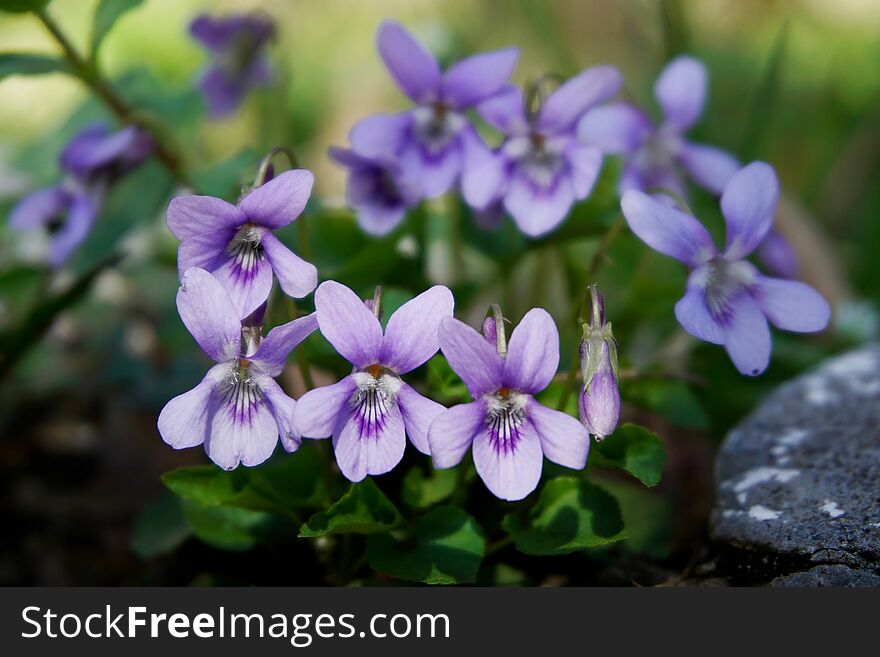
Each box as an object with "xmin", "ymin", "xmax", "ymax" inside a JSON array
[
  {"xmin": 711, "ymin": 345, "xmax": 880, "ymax": 586},
  {"xmin": 770, "ymin": 565, "xmax": 880, "ymax": 587}
]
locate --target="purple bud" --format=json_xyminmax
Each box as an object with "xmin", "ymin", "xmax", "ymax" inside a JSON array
[
  {"xmin": 578, "ymin": 340, "xmax": 620, "ymax": 440},
  {"xmin": 363, "ymin": 298, "xmax": 375, "ymax": 312},
  {"xmin": 482, "ymin": 315, "xmax": 497, "ymax": 346}
]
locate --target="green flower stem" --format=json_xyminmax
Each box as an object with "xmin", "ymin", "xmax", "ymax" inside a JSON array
[{"xmin": 34, "ymin": 7, "xmax": 194, "ymax": 190}]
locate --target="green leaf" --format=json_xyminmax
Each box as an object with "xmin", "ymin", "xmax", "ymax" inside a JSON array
[
  {"xmin": 162, "ymin": 466, "xmax": 245, "ymax": 507},
  {"xmin": 621, "ymin": 378, "xmax": 709, "ymax": 429},
  {"xmin": 401, "ymin": 467, "xmax": 458, "ymax": 509},
  {"xmin": 590, "ymin": 423, "xmax": 666, "ymax": 487},
  {"xmin": 130, "ymin": 493, "xmax": 191, "ymax": 559},
  {"xmin": 0, "ymin": 0, "xmax": 51, "ymax": 13},
  {"xmin": 502, "ymin": 477, "xmax": 626, "ymax": 555},
  {"xmin": 90, "ymin": 0, "xmax": 143, "ymax": 58},
  {"xmin": 181, "ymin": 501, "xmax": 280, "ymax": 552},
  {"xmin": 367, "ymin": 506, "xmax": 485, "ymax": 584},
  {"xmin": 595, "ymin": 478, "xmax": 672, "ymax": 559},
  {"xmin": 299, "ymin": 479, "xmax": 402, "ymax": 537},
  {"xmin": 0, "ymin": 53, "xmax": 71, "ymax": 80}
]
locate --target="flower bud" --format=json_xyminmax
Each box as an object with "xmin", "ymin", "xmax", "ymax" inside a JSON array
[{"xmin": 579, "ymin": 285, "xmax": 620, "ymax": 440}]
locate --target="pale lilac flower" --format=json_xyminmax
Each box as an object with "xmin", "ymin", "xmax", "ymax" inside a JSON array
[
  {"xmin": 578, "ymin": 287, "xmax": 620, "ymax": 440},
  {"xmin": 190, "ymin": 13, "xmax": 275, "ymax": 117},
  {"xmin": 348, "ymin": 20, "xmax": 518, "ymax": 198},
  {"xmin": 461, "ymin": 67, "xmax": 621, "ymax": 237},
  {"xmin": 757, "ymin": 229, "xmax": 798, "ymax": 279},
  {"xmin": 621, "ymin": 162, "xmax": 830, "ymax": 376},
  {"xmin": 429, "ymin": 308, "xmax": 589, "ymax": 501},
  {"xmin": 578, "ymin": 56, "xmax": 739, "ymax": 197},
  {"xmin": 328, "ymin": 146, "xmax": 421, "ymax": 236},
  {"xmin": 158, "ymin": 267, "xmax": 317, "ymax": 470},
  {"xmin": 294, "ymin": 281, "xmax": 454, "ymax": 482},
  {"xmin": 166, "ymin": 169, "xmax": 318, "ymax": 320}
]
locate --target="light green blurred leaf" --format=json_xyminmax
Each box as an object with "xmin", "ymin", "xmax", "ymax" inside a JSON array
[
  {"xmin": 299, "ymin": 479, "xmax": 401, "ymax": 537},
  {"xmin": 162, "ymin": 466, "xmax": 245, "ymax": 507},
  {"xmin": 595, "ymin": 478, "xmax": 672, "ymax": 559},
  {"xmin": 0, "ymin": 0, "xmax": 51, "ymax": 14},
  {"xmin": 0, "ymin": 53, "xmax": 71, "ymax": 79},
  {"xmin": 181, "ymin": 501, "xmax": 279, "ymax": 552},
  {"xmin": 590, "ymin": 423, "xmax": 667, "ymax": 487},
  {"xmin": 91, "ymin": 0, "xmax": 144, "ymax": 59},
  {"xmin": 621, "ymin": 378, "xmax": 709, "ymax": 429},
  {"xmin": 401, "ymin": 466, "xmax": 458, "ymax": 509}
]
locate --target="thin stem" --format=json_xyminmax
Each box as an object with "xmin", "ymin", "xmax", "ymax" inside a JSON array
[
  {"xmin": 34, "ymin": 7, "xmax": 193, "ymax": 189},
  {"xmin": 485, "ymin": 535, "xmax": 513, "ymax": 557},
  {"xmin": 588, "ymin": 214, "xmax": 625, "ymax": 277}
]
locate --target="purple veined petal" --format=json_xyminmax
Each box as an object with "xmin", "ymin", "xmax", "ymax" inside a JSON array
[
  {"xmin": 48, "ymin": 191, "xmax": 99, "ymax": 268},
  {"xmin": 211, "ymin": 248, "xmax": 274, "ymax": 320},
  {"xmin": 314, "ymin": 280, "xmax": 383, "ymax": 368},
  {"xmin": 503, "ymin": 308, "xmax": 559, "ymax": 394},
  {"xmin": 757, "ymin": 230, "xmax": 798, "ymax": 279},
  {"xmin": 438, "ymin": 317, "xmax": 505, "ymax": 398},
  {"xmin": 537, "ymin": 65, "xmax": 622, "ymax": 135},
  {"xmin": 294, "ymin": 376, "xmax": 357, "ymax": 439},
  {"xmin": 251, "ymin": 312, "xmax": 318, "ymax": 377},
  {"xmin": 376, "ymin": 20, "xmax": 441, "ymax": 104},
  {"xmin": 460, "ymin": 127, "xmax": 505, "ymax": 210},
  {"xmin": 166, "ymin": 194, "xmax": 246, "ymax": 241},
  {"xmin": 527, "ymin": 398, "xmax": 590, "ymax": 469},
  {"xmin": 257, "ymin": 374, "xmax": 301, "ymax": 453},
  {"xmin": 177, "ymin": 229, "xmax": 234, "ymax": 279},
  {"xmin": 752, "ymin": 275, "xmax": 830, "ymax": 333},
  {"xmin": 429, "ymin": 400, "xmax": 487, "ymax": 468},
  {"xmin": 441, "ymin": 48, "xmax": 519, "ymax": 110},
  {"xmin": 472, "ymin": 415, "xmax": 543, "ymax": 501},
  {"xmin": 198, "ymin": 66, "xmax": 247, "ymax": 117},
  {"xmin": 674, "ymin": 279, "xmax": 726, "ymax": 345},
  {"xmin": 398, "ymin": 139, "xmax": 462, "ymax": 199},
  {"xmin": 721, "ymin": 161, "xmax": 779, "ymax": 260},
  {"xmin": 8, "ymin": 186, "xmax": 69, "ymax": 230},
  {"xmin": 477, "ymin": 85, "xmax": 528, "ymax": 135},
  {"xmin": 260, "ymin": 231, "xmax": 317, "ymax": 298},
  {"xmin": 565, "ymin": 143, "xmax": 603, "ymax": 199},
  {"xmin": 620, "ymin": 190, "xmax": 718, "ymax": 266},
  {"xmin": 576, "ymin": 344, "xmax": 620, "ymax": 439},
  {"xmin": 239, "ymin": 169, "xmax": 314, "ymax": 229},
  {"xmin": 205, "ymin": 382, "xmax": 279, "ymax": 470},
  {"xmin": 176, "ymin": 267, "xmax": 242, "ymax": 361},
  {"xmin": 679, "ymin": 141, "xmax": 739, "ymax": 195},
  {"xmin": 349, "ymin": 112, "xmax": 412, "ymax": 160},
  {"xmin": 380, "ymin": 285, "xmax": 455, "ymax": 374},
  {"xmin": 503, "ymin": 172, "xmax": 576, "ymax": 237},
  {"xmin": 397, "ymin": 382, "xmax": 445, "ymax": 455},
  {"xmin": 157, "ymin": 363, "xmax": 226, "ymax": 450},
  {"xmin": 333, "ymin": 397, "xmax": 406, "ymax": 482},
  {"xmin": 723, "ymin": 293, "xmax": 772, "ymax": 376},
  {"xmin": 654, "ymin": 55, "xmax": 707, "ymax": 130},
  {"xmin": 577, "ymin": 102, "xmax": 652, "ymax": 154}
]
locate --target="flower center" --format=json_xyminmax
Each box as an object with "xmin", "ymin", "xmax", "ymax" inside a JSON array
[
  {"xmin": 350, "ymin": 367, "xmax": 402, "ymax": 439},
  {"xmin": 227, "ymin": 224, "xmax": 264, "ymax": 272},
  {"xmin": 413, "ymin": 104, "xmax": 465, "ymax": 155},
  {"xmin": 218, "ymin": 363, "xmax": 263, "ymax": 427},
  {"xmin": 702, "ymin": 257, "xmax": 757, "ymax": 325},
  {"xmin": 485, "ymin": 388, "xmax": 527, "ymax": 454},
  {"xmin": 513, "ymin": 132, "xmax": 563, "ymax": 188}
]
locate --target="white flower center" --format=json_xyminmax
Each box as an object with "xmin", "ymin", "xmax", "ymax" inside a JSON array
[
  {"xmin": 350, "ymin": 366, "xmax": 402, "ymax": 438},
  {"xmin": 227, "ymin": 224, "xmax": 265, "ymax": 272},
  {"xmin": 413, "ymin": 104, "xmax": 466, "ymax": 154},
  {"xmin": 485, "ymin": 387, "xmax": 528, "ymax": 453}
]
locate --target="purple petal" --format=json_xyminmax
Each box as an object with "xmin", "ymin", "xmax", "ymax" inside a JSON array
[
  {"xmin": 380, "ymin": 285, "xmax": 454, "ymax": 374},
  {"xmin": 294, "ymin": 376, "xmax": 356, "ymax": 439},
  {"xmin": 9, "ymin": 186, "xmax": 68, "ymax": 229},
  {"xmin": 376, "ymin": 20, "xmax": 441, "ymax": 104},
  {"xmin": 620, "ymin": 190, "xmax": 718, "ymax": 266},
  {"xmin": 349, "ymin": 112, "xmax": 412, "ymax": 160},
  {"xmin": 577, "ymin": 102, "xmax": 652, "ymax": 154},
  {"xmin": 721, "ymin": 162, "xmax": 779, "ymax": 260},
  {"xmin": 239, "ymin": 169, "xmax": 314, "ymax": 229},
  {"xmin": 752, "ymin": 276, "xmax": 830, "ymax": 333},
  {"xmin": 503, "ymin": 308, "xmax": 559, "ymax": 393},
  {"xmin": 528, "ymin": 399, "xmax": 590, "ymax": 468},
  {"xmin": 60, "ymin": 124, "xmax": 141, "ymax": 175},
  {"xmin": 679, "ymin": 141, "xmax": 739, "ymax": 194},
  {"xmin": 504, "ymin": 173, "xmax": 575, "ymax": 237},
  {"xmin": 333, "ymin": 399, "xmax": 406, "ymax": 482},
  {"xmin": 576, "ymin": 344, "xmax": 620, "ymax": 439},
  {"xmin": 157, "ymin": 364, "xmax": 224, "ymax": 449},
  {"xmin": 166, "ymin": 195, "xmax": 245, "ymax": 240},
  {"xmin": 205, "ymin": 388, "xmax": 279, "ymax": 470},
  {"xmin": 48, "ymin": 192, "xmax": 98, "ymax": 268},
  {"xmin": 565, "ymin": 143, "xmax": 603, "ymax": 198},
  {"xmin": 472, "ymin": 416, "xmax": 543, "ymax": 501},
  {"xmin": 260, "ymin": 231, "xmax": 317, "ymax": 298},
  {"xmin": 723, "ymin": 293, "xmax": 772, "ymax": 376},
  {"xmin": 356, "ymin": 204, "xmax": 407, "ymax": 236},
  {"xmin": 460, "ymin": 127, "xmax": 505, "ymax": 210},
  {"xmin": 654, "ymin": 56, "xmax": 706, "ymax": 130},
  {"xmin": 477, "ymin": 85, "xmax": 527, "ymax": 134},
  {"xmin": 438, "ymin": 317, "xmax": 504, "ymax": 398},
  {"xmin": 251, "ymin": 312, "xmax": 318, "ymax": 377},
  {"xmin": 177, "ymin": 229, "xmax": 233, "ymax": 279},
  {"xmin": 399, "ymin": 140, "xmax": 461, "ymax": 199},
  {"xmin": 674, "ymin": 281, "xmax": 726, "ymax": 345},
  {"xmin": 176, "ymin": 267, "xmax": 242, "ymax": 361},
  {"xmin": 429, "ymin": 400, "xmax": 487, "ymax": 468},
  {"xmin": 757, "ymin": 230, "xmax": 798, "ymax": 279},
  {"xmin": 314, "ymin": 280, "xmax": 383, "ymax": 368},
  {"xmin": 441, "ymin": 48, "xmax": 519, "ymax": 110},
  {"xmin": 537, "ymin": 66, "xmax": 622, "ymax": 135},
  {"xmin": 198, "ymin": 66, "xmax": 247, "ymax": 117},
  {"xmin": 211, "ymin": 250, "xmax": 274, "ymax": 320},
  {"xmin": 258, "ymin": 374, "xmax": 301, "ymax": 453},
  {"xmin": 397, "ymin": 383, "xmax": 445, "ymax": 455}
]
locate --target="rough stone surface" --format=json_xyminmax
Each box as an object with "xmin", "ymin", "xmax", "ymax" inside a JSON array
[{"xmin": 711, "ymin": 345, "xmax": 880, "ymax": 585}]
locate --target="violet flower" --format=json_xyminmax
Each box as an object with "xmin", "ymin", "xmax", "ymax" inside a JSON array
[
  {"xmin": 158, "ymin": 267, "xmax": 318, "ymax": 469},
  {"xmin": 621, "ymin": 162, "xmax": 830, "ymax": 376},
  {"xmin": 757, "ymin": 229, "xmax": 798, "ymax": 279},
  {"xmin": 166, "ymin": 169, "xmax": 318, "ymax": 320},
  {"xmin": 429, "ymin": 307, "xmax": 589, "ymax": 501},
  {"xmin": 328, "ymin": 146, "xmax": 421, "ymax": 236},
  {"xmin": 578, "ymin": 55, "xmax": 739, "ymax": 196},
  {"xmin": 190, "ymin": 13, "xmax": 275, "ymax": 117},
  {"xmin": 8, "ymin": 122, "xmax": 152, "ymax": 268},
  {"xmin": 461, "ymin": 67, "xmax": 621, "ymax": 237},
  {"xmin": 294, "ymin": 281, "xmax": 454, "ymax": 482},
  {"xmin": 348, "ymin": 20, "xmax": 518, "ymax": 198},
  {"xmin": 578, "ymin": 286, "xmax": 620, "ymax": 440}
]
